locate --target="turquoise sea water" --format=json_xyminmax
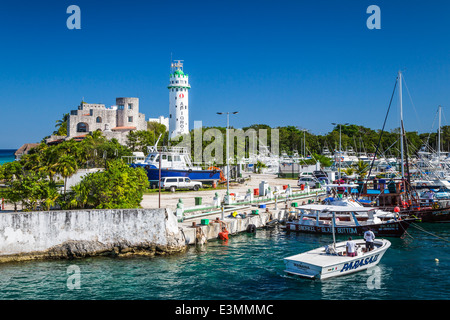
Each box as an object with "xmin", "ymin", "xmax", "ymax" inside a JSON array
[
  {"xmin": 0, "ymin": 223, "xmax": 448, "ymax": 301},
  {"xmin": 0, "ymin": 149, "xmax": 16, "ymax": 165}
]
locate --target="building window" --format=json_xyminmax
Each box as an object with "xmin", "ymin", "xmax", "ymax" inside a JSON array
[
  {"xmin": 77, "ymin": 122, "xmax": 89, "ymax": 133},
  {"xmin": 96, "ymin": 116, "xmax": 102, "ymax": 123},
  {"xmin": 118, "ymin": 105, "xmax": 124, "ymax": 110},
  {"xmin": 128, "ymin": 104, "xmax": 133, "ymax": 109},
  {"xmin": 128, "ymin": 116, "xmax": 133, "ymax": 122}
]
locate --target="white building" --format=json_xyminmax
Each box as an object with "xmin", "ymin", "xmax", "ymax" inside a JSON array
[
  {"xmin": 168, "ymin": 60, "xmax": 190, "ymax": 139},
  {"xmin": 148, "ymin": 115, "xmax": 169, "ymax": 131},
  {"xmin": 67, "ymin": 97, "xmax": 147, "ymax": 145}
]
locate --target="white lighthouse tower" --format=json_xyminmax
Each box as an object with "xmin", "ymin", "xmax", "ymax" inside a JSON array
[{"xmin": 168, "ymin": 60, "xmax": 190, "ymax": 139}]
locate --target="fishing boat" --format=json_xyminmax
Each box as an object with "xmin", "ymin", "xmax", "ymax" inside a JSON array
[
  {"xmin": 284, "ymin": 204, "xmax": 413, "ymax": 237},
  {"xmin": 127, "ymin": 136, "xmax": 223, "ymax": 187},
  {"xmin": 357, "ymin": 72, "xmax": 450, "ymax": 223},
  {"xmin": 130, "ymin": 146, "xmax": 223, "ymax": 187},
  {"xmin": 284, "ymin": 238, "xmax": 391, "ymax": 280}
]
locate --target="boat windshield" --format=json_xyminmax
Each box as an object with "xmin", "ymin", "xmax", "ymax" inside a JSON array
[{"xmin": 147, "ymin": 154, "xmax": 159, "ymax": 162}]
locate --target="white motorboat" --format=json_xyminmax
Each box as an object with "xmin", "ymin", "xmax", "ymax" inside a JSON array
[
  {"xmin": 284, "ymin": 238, "xmax": 391, "ymax": 280},
  {"xmin": 284, "ymin": 209, "xmax": 391, "ymax": 280}
]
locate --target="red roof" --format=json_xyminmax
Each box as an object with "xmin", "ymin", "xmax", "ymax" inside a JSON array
[{"xmin": 111, "ymin": 126, "xmax": 136, "ymax": 131}]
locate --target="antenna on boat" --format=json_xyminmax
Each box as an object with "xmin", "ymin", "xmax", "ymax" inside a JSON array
[
  {"xmin": 147, "ymin": 134, "xmax": 163, "ymax": 153},
  {"xmin": 155, "ymin": 133, "xmax": 162, "ymax": 148}
]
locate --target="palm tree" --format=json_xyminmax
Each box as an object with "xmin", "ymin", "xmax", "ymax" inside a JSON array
[
  {"xmin": 54, "ymin": 113, "xmax": 70, "ymax": 136},
  {"xmin": 353, "ymin": 160, "xmax": 369, "ymax": 179},
  {"xmin": 55, "ymin": 155, "xmax": 78, "ymax": 195},
  {"xmin": 39, "ymin": 147, "xmax": 61, "ymax": 181}
]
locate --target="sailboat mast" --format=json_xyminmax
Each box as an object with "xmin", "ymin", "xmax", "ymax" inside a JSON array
[
  {"xmin": 438, "ymin": 105, "xmax": 441, "ymax": 163},
  {"xmin": 399, "ymin": 71, "xmax": 405, "ymax": 179}
]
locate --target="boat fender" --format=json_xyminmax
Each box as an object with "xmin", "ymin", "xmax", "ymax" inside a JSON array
[{"xmin": 246, "ymin": 224, "xmax": 256, "ymax": 233}]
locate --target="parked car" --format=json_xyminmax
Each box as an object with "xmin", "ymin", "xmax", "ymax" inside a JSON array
[
  {"xmin": 297, "ymin": 176, "xmax": 321, "ymax": 188},
  {"xmin": 159, "ymin": 177, "xmax": 202, "ymax": 192},
  {"xmin": 313, "ymin": 170, "xmax": 328, "ymax": 179},
  {"xmin": 298, "ymin": 171, "xmax": 314, "ymax": 179}
]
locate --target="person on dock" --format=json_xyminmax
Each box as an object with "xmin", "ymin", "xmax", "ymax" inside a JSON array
[
  {"xmin": 346, "ymin": 237, "xmax": 357, "ymax": 257},
  {"xmin": 218, "ymin": 226, "xmax": 229, "ymax": 240},
  {"xmin": 364, "ymin": 228, "xmax": 375, "ymax": 252}
]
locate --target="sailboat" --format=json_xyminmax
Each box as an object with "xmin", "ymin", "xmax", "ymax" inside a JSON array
[
  {"xmin": 359, "ymin": 72, "xmax": 450, "ymax": 222},
  {"xmin": 284, "ymin": 211, "xmax": 391, "ymax": 280}
]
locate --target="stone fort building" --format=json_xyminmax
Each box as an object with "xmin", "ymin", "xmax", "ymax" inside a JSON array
[{"xmin": 67, "ymin": 97, "xmax": 147, "ymax": 145}]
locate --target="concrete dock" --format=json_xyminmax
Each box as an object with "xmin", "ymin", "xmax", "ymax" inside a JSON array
[{"xmin": 142, "ymin": 173, "xmax": 325, "ymax": 245}]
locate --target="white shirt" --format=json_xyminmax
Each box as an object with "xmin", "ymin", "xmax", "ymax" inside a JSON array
[
  {"xmin": 346, "ymin": 240, "xmax": 356, "ymax": 253},
  {"xmin": 364, "ymin": 230, "xmax": 375, "ymax": 242}
]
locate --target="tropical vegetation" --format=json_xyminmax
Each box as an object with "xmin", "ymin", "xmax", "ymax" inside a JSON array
[{"xmin": 0, "ymin": 112, "xmax": 446, "ymax": 212}]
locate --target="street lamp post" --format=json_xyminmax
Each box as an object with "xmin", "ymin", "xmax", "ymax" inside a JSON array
[
  {"xmin": 217, "ymin": 111, "xmax": 239, "ymax": 200},
  {"xmin": 301, "ymin": 129, "xmax": 308, "ymax": 158},
  {"xmin": 331, "ymin": 122, "xmax": 349, "ymax": 180}
]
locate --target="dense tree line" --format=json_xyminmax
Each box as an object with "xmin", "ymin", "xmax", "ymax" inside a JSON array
[{"xmin": 167, "ymin": 123, "xmax": 445, "ymax": 165}]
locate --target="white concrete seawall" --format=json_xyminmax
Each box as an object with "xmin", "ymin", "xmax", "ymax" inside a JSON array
[{"xmin": 0, "ymin": 208, "xmax": 186, "ymax": 262}]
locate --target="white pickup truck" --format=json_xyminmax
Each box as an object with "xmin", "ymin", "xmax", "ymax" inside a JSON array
[{"xmin": 159, "ymin": 177, "xmax": 202, "ymax": 192}]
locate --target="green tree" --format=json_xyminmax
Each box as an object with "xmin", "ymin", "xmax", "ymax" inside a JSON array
[
  {"xmin": 127, "ymin": 130, "xmax": 156, "ymax": 152},
  {"xmin": 54, "ymin": 154, "xmax": 78, "ymax": 195},
  {"xmin": 54, "ymin": 113, "xmax": 70, "ymax": 136},
  {"xmin": 68, "ymin": 160, "xmax": 149, "ymax": 209},
  {"xmin": 353, "ymin": 160, "xmax": 369, "ymax": 179},
  {"xmin": 147, "ymin": 121, "xmax": 166, "ymax": 139}
]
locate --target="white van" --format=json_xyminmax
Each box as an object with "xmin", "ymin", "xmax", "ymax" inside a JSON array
[{"xmin": 158, "ymin": 177, "xmax": 202, "ymax": 192}]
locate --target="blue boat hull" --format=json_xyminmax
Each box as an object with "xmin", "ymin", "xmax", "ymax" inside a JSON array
[{"xmin": 131, "ymin": 164, "xmax": 221, "ymax": 183}]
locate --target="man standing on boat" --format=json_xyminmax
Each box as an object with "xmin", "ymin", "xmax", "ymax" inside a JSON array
[
  {"xmin": 346, "ymin": 237, "xmax": 357, "ymax": 257},
  {"xmin": 364, "ymin": 228, "xmax": 375, "ymax": 252}
]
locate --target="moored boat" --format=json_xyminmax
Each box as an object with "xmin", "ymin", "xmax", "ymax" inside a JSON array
[
  {"xmin": 128, "ymin": 145, "xmax": 222, "ymax": 187},
  {"xmin": 284, "ymin": 204, "xmax": 414, "ymax": 237}
]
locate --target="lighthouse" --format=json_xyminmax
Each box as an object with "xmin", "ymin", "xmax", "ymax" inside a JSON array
[{"xmin": 168, "ymin": 60, "xmax": 190, "ymax": 139}]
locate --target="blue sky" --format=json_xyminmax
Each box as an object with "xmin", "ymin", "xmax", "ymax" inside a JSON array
[{"xmin": 0, "ymin": 0, "xmax": 449, "ymax": 148}]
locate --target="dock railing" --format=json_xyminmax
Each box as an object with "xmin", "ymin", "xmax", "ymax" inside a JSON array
[{"xmin": 176, "ymin": 185, "xmax": 326, "ymax": 222}]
